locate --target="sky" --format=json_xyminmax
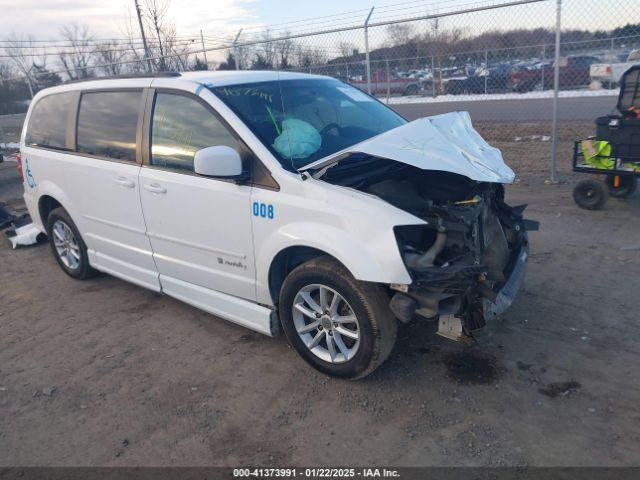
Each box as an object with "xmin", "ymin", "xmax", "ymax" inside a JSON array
[
  {"xmin": 2, "ymin": 0, "xmax": 636, "ymax": 39},
  {"xmin": 0, "ymin": 0, "xmax": 636, "ymax": 56}
]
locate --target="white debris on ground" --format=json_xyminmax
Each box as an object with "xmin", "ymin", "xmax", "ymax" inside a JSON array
[
  {"xmin": 7, "ymin": 223, "xmax": 42, "ymax": 249},
  {"xmin": 385, "ymin": 87, "xmax": 619, "ymax": 105},
  {"xmin": 514, "ymin": 135, "xmax": 552, "ymax": 142}
]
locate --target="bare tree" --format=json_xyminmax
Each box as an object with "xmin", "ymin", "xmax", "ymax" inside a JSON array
[
  {"xmin": 296, "ymin": 45, "xmax": 327, "ymax": 69},
  {"xmin": 260, "ymin": 30, "xmax": 277, "ymax": 69},
  {"xmin": 58, "ymin": 24, "xmax": 95, "ymax": 80},
  {"xmin": 121, "ymin": 10, "xmax": 149, "ymax": 73},
  {"xmin": 338, "ymin": 41, "xmax": 355, "ymax": 59},
  {"xmin": 93, "ymin": 41, "xmax": 128, "ymax": 76},
  {"xmin": 274, "ymin": 32, "xmax": 295, "ymax": 69},
  {"xmin": 143, "ymin": 0, "xmax": 170, "ymax": 70},
  {"xmin": 161, "ymin": 25, "xmax": 193, "ymax": 71},
  {"xmin": 0, "ymin": 61, "xmax": 14, "ymax": 87},
  {"xmin": 386, "ymin": 24, "xmax": 414, "ymax": 46},
  {"xmin": 3, "ymin": 35, "xmax": 42, "ymax": 97},
  {"xmin": 235, "ymin": 43, "xmax": 252, "ymax": 70}
]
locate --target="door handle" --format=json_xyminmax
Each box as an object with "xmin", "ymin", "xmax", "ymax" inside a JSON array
[
  {"xmin": 144, "ymin": 183, "xmax": 167, "ymax": 194},
  {"xmin": 114, "ymin": 176, "xmax": 135, "ymax": 189}
]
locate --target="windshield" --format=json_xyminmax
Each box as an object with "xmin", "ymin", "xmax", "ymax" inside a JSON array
[{"xmin": 210, "ymin": 78, "xmax": 406, "ymax": 171}]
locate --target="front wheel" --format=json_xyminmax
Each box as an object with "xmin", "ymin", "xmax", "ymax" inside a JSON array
[{"xmin": 279, "ymin": 257, "xmax": 397, "ymax": 379}]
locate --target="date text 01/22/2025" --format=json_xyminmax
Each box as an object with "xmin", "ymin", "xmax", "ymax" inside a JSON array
[{"xmin": 233, "ymin": 467, "xmax": 401, "ymax": 477}]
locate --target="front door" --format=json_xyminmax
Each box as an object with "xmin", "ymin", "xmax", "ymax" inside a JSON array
[{"xmin": 138, "ymin": 90, "xmax": 256, "ymax": 301}]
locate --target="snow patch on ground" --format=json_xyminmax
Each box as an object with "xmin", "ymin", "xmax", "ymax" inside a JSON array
[
  {"xmin": 385, "ymin": 88, "xmax": 619, "ymax": 105},
  {"xmin": 1, "ymin": 142, "xmax": 20, "ymax": 150}
]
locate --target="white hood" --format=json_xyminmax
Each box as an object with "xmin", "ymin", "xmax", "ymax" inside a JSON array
[{"xmin": 303, "ymin": 111, "xmax": 515, "ymax": 184}]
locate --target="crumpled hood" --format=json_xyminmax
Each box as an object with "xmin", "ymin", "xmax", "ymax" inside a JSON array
[{"xmin": 302, "ymin": 111, "xmax": 515, "ymax": 184}]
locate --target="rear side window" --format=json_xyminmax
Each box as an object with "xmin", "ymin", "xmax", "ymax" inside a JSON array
[
  {"xmin": 26, "ymin": 93, "xmax": 75, "ymax": 149},
  {"xmin": 151, "ymin": 92, "xmax": 238, "ymax": 171},
  {"xmin": 77, "ymin": 91, "xmax": 142, "ymax": 161}
]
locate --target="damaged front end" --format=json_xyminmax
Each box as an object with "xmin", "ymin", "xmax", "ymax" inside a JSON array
[
  {"xmin": 303, "ymin": 112, "xmax": 537, "ymax": 342},
  {"xmin": 387, "ymin": 173, "xmax": 535, "ymax": 342},
  {"xmin": 318, "ymin": 160, "xmax": 537, "ymax": 343}
]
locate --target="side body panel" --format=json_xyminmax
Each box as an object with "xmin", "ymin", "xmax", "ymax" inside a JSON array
[
  {"xmin": 20, "ymin": 80, "xmax": 160, "ymax": 291},
  {"xmin": 138, "ymin": 166, "xmax": 256, "ymax": 301}
]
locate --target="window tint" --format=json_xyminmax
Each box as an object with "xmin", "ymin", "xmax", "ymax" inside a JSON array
[
  {"xmin": 77, "ymin": 91, "xmax": 142, "ymax": 161},
  {"xmin": 151, "ymin": 92, "xmax": 238, "ymax": 171},
  {"xmin": 26, "ymin": 93, "xmax": 75, "ymax": 149}
]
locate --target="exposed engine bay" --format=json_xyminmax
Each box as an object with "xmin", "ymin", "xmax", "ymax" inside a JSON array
[{"xmin": 316, "ymin": 155, "xmax": 537, "ymax": 342}]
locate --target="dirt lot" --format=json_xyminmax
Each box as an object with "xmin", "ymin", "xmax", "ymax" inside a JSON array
[{"xmin": 1, "ymin": 127, "xmax": 639, "ymax": 467}]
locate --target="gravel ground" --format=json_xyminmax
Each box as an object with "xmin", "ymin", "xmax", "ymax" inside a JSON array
[{"xmin": 1, "ymin": 124, "xmax": 639, "ymax": 467}]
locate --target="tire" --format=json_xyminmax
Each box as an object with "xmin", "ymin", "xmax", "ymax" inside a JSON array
[
  {"xmin": 404, "ymin": 84, "xmax": 419, "ymax": 96},
  {"xmin": 279, "ymin": 256, "xmax": 397, "ymax": 380},
  {"xmin": 46, "ymin": 207, "xmax": 97, "ymax": 280},
  {"xmin": 605, "ymin": 175, "xmax": 637, "ymax": 198},
  {"xmin": 573, "ymin": 178, "xmax": 609, "ymax": 210}
]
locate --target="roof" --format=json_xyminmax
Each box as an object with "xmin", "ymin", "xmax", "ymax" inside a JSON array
[
  {"xmin": 178, "ymin": 70, "xmax": 328, "ymax": 87},
  {"xmin": 36, "ymin": 70, "xmax": 330, "ymax": 98}
]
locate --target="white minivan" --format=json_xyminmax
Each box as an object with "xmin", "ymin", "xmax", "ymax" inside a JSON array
[{"xmin": 19, "ymin": 71, "xmax": 532, "ymax": 379}]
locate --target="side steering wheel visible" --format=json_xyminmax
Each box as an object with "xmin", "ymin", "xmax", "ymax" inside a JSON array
[{"xmin": 320, "ymin": 123, "xmax": 342, "ymax": 137}]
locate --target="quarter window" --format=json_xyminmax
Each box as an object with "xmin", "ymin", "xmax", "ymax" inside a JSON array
[
  {"xmin": 26, "ymin": 92, "xmax": 75, "ymax": 149},
  {"xmin": 151, "ymin": 92, "xmax": 238, "ymax": 171},
  {"xmin": 77, "ymin": 90, "xmax": 142, "ymax": 161}
]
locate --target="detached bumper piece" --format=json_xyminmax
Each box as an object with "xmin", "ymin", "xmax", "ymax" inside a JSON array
[{"xmin": 484, "ymin": 245, "xmax": 528, "ymax": 320}]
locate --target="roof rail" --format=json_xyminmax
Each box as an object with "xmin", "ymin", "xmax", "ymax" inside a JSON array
[{"xmin": 63, "ymin": 72, "xmax": 181, "ymax": 85}]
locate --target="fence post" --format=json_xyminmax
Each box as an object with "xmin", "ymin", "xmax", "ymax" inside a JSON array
[
  {"xmin": 364, "ymin": 7, "xmax": 374, "ymax": 94},
  {"xmin": 200, "ymin": 30, "xmax": 208, "ymax": 68},
  {"xmin": 609, "ymin": 37, "xmax": 614, "ymax": 89},
  {"xmin": 386, "ymin": 59, "xmax": 391, "ymax": 103},
  {"xmin": 233, "ymin": 29, "xmax": 243, "ymax": 70},
  {"xmin": 550, "ymin": 0, "xmax": 562, "ymax": 183},
  {"xmin": 484, "ymin": 49, "xmax": 488, "ymax": 94},
  {"xmin": 541, "ymin": 43, "xmax": 546, "ymax": 89},
  {"xmin": 431, "ymin": 56, "xmax": 436, "ymax": 97}
]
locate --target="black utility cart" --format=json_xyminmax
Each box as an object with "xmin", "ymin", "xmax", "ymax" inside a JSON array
[{"xmin": 572, "ymin": 65, "xmax": 640, "ymax": 210}]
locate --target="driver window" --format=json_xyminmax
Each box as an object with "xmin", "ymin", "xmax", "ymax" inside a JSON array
[{"xmin": 151, "ymin": 92, "xmax": 238, "ymax": 171}]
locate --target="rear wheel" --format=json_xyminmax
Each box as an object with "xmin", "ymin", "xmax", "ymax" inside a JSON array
[
  {"xmin": 573, "ymin": 178, "xmax": 608, "ymax": 210},
  {"xmin": 279, "ymin": 257, "xmax": 397, "ymax": 379},
  {"xmin": 605, "ymin": 175, "xmax": 637, "ymax": 198},
  {"xmin": 46, "ymin": 207, "xmax": 97, "ymax": 279}
]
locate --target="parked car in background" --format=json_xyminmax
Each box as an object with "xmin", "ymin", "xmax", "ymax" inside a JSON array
[
  {"xmin": 509, "ymin": 61, "xmax": 552, "ymax": 92},
  {"xmin": 446, "ymin": 64, "xmax": 512, "ymax": 95},
  {"xmin": 590, "ymin": 49, "xmax": 640, "ymax": 88},
  {"xmin": 350, "ymin": 69, "xmax": 421, "ymax": 96},
  {"xmin": 543, "ymin": 55, "xmax": 600, "ymax": 89}
]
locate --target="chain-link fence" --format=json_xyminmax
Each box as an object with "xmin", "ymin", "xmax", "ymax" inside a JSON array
[{"xmin": 2, "ymin": 0, "xmax": 640, "ymax": 179}]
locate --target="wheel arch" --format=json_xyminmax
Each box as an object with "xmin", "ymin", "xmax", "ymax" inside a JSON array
[
  {"xmin": 38, "ymin": 194, "xmax": 63, "ymax": 228},
  {"xmin": 268, "ymin": 245, "xmax": 348, "ymax": 306},
  {"xmin": 34, "ymin": 180, "xmax": 76, "ymax": 231}
]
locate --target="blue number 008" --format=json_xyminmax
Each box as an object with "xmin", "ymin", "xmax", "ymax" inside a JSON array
[{"xmin": 252, "ymin": 202, "xmax": 274, "ymax": 219}]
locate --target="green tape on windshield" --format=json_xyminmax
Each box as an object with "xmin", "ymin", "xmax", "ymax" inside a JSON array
[{"xmin": 266, "ymin": 105, "xmax": 281, "ymax": 136}]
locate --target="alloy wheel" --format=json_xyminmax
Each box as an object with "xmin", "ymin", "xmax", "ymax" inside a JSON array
[
  {"xmin": 52, "ymin": 220, "xmax": 81, "ymax": 270},
  {"xmin": 292, "ymin": 284, "xmax": 360, "ymax": 363}
]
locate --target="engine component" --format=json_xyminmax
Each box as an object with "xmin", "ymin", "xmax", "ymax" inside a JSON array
[{"xmin": 404, "ymin": 228, "xmax": 447, "ymax": 269}]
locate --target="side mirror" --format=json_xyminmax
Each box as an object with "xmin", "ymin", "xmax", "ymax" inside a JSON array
[{"xmin": 194, "ymin": 146, "xmax": 245, "ymax": 179}]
